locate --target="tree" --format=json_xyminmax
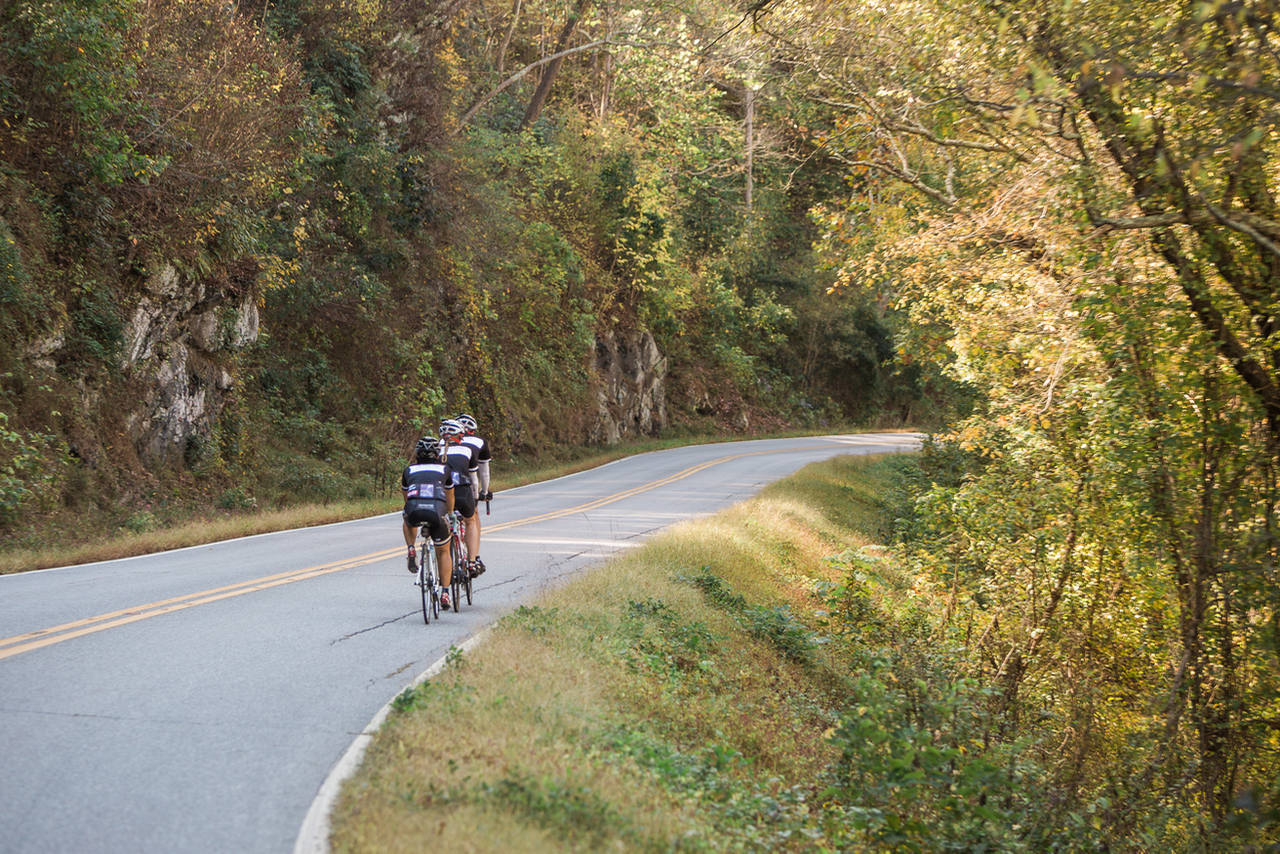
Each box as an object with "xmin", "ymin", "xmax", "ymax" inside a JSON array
[
  {"xmin": 522, "ymin": 0, "xmax": 593, "ymax": 128},
  {"xmin": 744, "ymin": 0, "xmax": 1280, "ymax": 840}
]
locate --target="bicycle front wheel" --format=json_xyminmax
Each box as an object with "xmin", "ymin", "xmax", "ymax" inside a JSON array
[
  {"xmin": 419, "ymin": 543, "xmax": 434, "ymax": 624},
  {"xmin": 449, "ymin": 529, "xmax": 467, "ymax": 612}
]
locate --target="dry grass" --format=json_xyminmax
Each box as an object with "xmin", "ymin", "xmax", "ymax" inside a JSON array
[
  {"xmin": 0, "ymin": 498, "xmax": 399, "ymax": 574},
  {"xmin": 330, "ymin": 453, "xmax": 908, "ymax": 852}
]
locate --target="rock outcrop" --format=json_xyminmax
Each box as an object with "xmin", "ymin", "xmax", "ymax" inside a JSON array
[
  {"xmin": 117, "ymin": 262, "xmax": 259, "ymax": 465},
  {"xmin": 592, "ymin": 329, "xmax": 667, "ymax": 444}
]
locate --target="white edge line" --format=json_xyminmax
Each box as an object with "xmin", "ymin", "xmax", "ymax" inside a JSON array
[
  {"xmin": 7, "ymin": 512, "xmax": 403, "ymax": 577},
  {"xmin": 292, "ymin": 628, "xmax": 492, "ymax": 854}
]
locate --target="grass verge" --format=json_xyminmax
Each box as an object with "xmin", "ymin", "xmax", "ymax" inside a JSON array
[{"xmin": 329, "ymin": 452, "xmax": 919, "ymax": 852}]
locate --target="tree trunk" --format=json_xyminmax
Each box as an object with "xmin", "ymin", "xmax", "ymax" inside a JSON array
[
  {"xmin": 744, "ymin": 86, "xmax": 754, "ymax": 216},
  {"xmin": 497, "ymin": 0, "xmax": 522, "ymax": 74},
  {"xmin": 521, "ymin": 0, "xmax": 592, "ymax": 129}
]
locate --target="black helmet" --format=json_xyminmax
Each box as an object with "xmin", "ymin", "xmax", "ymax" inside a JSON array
[
  {"xmin": 415, "ymin": 437, "xmax": 438, "ymax": 462},
  {"xmin": 457, "ymin": 413, "xmax": 477, "ymax": 433}
]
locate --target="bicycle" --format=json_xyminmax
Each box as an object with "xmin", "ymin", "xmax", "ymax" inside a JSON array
[
  {"xmin": 447, "ymin": 510, "xmax": 472, "ymax": 610},
  {"xmin": 414, "ymin": 533, "xmax": 441, "ymax": 624}
]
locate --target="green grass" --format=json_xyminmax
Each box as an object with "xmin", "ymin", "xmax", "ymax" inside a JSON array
[{"xmin": 328, "ymin": 452, "xmax": 917, "ymax": 852}]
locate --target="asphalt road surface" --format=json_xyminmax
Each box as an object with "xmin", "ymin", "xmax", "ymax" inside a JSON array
[{"xmin": 0, "ymin": 433, "xmax": 921, "ymax": 854}]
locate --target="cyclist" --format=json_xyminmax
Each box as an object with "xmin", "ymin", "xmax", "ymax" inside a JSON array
[
  {"xmin": 440, "ymin": 418, "xmax": 481, "ymax": 591},
  {"xmin": 456, "ymin": 412, "xmax": 491, "ymax": 576},
  {"xmin": 401, "ymin": 437, "xmax": 455, "ymax": 610}
]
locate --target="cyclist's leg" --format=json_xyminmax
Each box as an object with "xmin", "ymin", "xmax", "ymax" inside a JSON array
[
  {"xmin": 465, "ymin": 512, "xmax": 479, "ymax": 565},
  {"xmin": 402, "ymin": 515, "xmax": 420, "ymax": 571},
  {"xmin": 435, "ymin": 538, "xmax": 452, "ymax": 587},
  {"xmin": 424, "ymin": 507, "xmax": 452, "ymax": 590}
]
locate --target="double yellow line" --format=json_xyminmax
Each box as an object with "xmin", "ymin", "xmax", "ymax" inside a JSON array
[
  {"xmin": 0, "ymin": 445, "xmax": 827, "ymax": 662},
  {"xmin": 0, "ymin": 552, "xmax": 395, "ymax": 662}
]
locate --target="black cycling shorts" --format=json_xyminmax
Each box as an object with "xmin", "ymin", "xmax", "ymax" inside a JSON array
[
  {"xmin": 454, "ymin": 487, "xmax": 477, "ymax": 519},
  {"xmin": 403, "ymin": 499, "xmax": 449, "ymax": 544}
]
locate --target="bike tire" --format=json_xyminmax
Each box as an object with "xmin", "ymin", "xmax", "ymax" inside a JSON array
[
  {"xmin": 418, "ymin": 541, "xmax": 432, "ymax": 625},
  {"xmin": 458, "ymin": 515, "xmax": 473, "ymax": 605},
  {"xmin": 449, "ymin": 519, "xmax": 467, "ymax": 611},
  {"xmin": 449, "ymin": 538, "xmax": 465, "ymax": 611},
  {"xmin": 431, "ymin": 544, "xmax": 442, "ymax": 620}
]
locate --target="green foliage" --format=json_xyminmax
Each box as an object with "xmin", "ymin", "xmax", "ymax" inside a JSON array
[
  {"xmin": 623, "ymin": 596, "xmax": 720, "ymax": 679},
  {"xmin": 0, "ymin": 219, "xmax": 41, "ymax": 336},
  {"xmin": 600, "ymin": 725, "xmax": 817, "ymax": 851},
  {"xmin": 821, "ymin": 667, "xmax": 1053, "ymax": 853},
  {"xmin": 1, "ymin": 0, "xmax": 147, "ymax": 183},
  {"xmin": 682, "ymin": 569, "xmax": 818, "ymax": 665},
  {"xmin": 478, "ymin": 772, "xmax": 626, "ymax": 846},
  {"xmin": 499, "ymin": 604, "xmax": 560, "ymax": 636},
  {"xmin": 0, "ymin": 411, "xmax": 68, "ymax": 524},
  {"xmin": 66, "ymin": 281, "xmax": 124, "ymax": 370}
]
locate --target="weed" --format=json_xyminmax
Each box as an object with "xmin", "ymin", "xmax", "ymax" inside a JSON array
[
  {"xmin": 624, "ymin": 597, "xmax": 720, "ymax": 679},
  {"xmin": 216, "ymin": 486, "xmax": 257, "ymax": 511},
  {"xmin": 444, "ymin": 644, "xmax": 465, "ymax": 672},
  {"xmin": 626, "ymin": 597, "xmax": 674, "ymax": 618},
  {"xmin": 478, "ymin": 773, "xmax": 632, "ymax": 847},
  {"xmin": 122, "ymin": 510, "xmax": 158, "ymax": 534},
  {"xmin": 500, "ymin": 604, "xmax": 559, "ymax": 635},
  {"xmin": 391, "ymin": 681, "xmax": 434, "ymax": 713},
  {"xmin": 741, "ymin": 604, "xmax": 817, "ymax": 665},
  {"xmin": 679, "ymin": 567, "xmax": 748, "ymax": 611},
  {"xmin": 681, "ymin": 569, "xmax": 817, "ymax": 665},
  {"xmin": 600, "ymin": 726, "xmax": 819, "ymax": 850}
]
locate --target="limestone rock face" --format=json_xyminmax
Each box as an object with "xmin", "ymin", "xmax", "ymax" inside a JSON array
[
  {"xmin": 593, "ymin": 329, "xmax": 667, "ymax": 444},
  {"xmin": 117, "ymin": 263, "xmax": 259, "ymax": 465}
]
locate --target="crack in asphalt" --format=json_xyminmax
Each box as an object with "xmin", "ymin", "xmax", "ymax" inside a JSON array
[
  {"xmin": 0, "ymin": 707, "xmax": 312, "ymax": 730},
  {"xmin": 332, "ymin": 612, "xmax": 415, "ymax": 644}
]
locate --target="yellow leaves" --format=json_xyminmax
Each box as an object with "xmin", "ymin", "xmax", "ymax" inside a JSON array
[{"xmin": 1103, "ymin": 62, "xmax": 1127, "ymax": 96}]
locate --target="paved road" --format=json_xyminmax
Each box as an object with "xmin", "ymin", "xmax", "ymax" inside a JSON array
[{"xmin": 0, "ymin": 434, "xmax": 920, "ymax": 853}]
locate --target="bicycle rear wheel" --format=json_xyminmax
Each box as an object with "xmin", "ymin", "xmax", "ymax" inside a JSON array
[{"xmin": 449, "ymin": 522, "xmax": 467, "ymax": 612}]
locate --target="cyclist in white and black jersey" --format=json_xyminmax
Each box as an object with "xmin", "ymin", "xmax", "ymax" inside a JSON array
[
  {"xmin": 456, "ymin": 412, "xmax": 490, "ymax": 576},
  {"xmin": 440, "ymin": 419, "xmax": 482, "ymax": 585},
  {"xmin": 401, "ymin": 438, "xmax": 455, "ymax": 604}
]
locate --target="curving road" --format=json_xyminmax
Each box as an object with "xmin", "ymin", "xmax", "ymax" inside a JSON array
[{"xmin": 0, "ymin": 433, "xmax": 921, "ymax": 854}]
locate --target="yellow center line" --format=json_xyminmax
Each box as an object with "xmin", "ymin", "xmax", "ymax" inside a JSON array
[{"xmin": 0, "ymin": 444, "xmax": 835, "ymax": 661}]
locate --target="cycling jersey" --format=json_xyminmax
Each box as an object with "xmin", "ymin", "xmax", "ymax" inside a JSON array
[
  {"xmin": 443, "ymin": 443, "xmax": 479, "ymax": 517},
  {"xmin": 460, "ymin": 434, "xmax": 491, "ymax": 462},
  {"xmin": 460, "ymin": 433, "xmax": 491, "ymax": 498},
  {"xmin": 402, "ymin": 462, "xmax": 452, "ymax": 543}
]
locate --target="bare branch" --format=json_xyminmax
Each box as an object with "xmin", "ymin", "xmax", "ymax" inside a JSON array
[
  {"xmin": 1088, "ymin": 207, "xmax": 1280, "ymax": 246},
  {"xmin": 837, "ymin": 157, "xmax": 956, "ymax": 206},
  {"xmin": 450, "ymin": 37, "xmax": 681, "ymax": 136}
]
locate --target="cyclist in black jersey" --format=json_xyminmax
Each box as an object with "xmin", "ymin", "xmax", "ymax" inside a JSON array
[
  {"xmin": 440, "ymin": 419, "xmax": 481, "ymax": 585},
  {"xmin": 456, "ymin": 413, "xmax": 491, "ymax": 576},
  {"xmin": 401, "ymin": 438, "xmax": 455, "ymax": 604}
]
